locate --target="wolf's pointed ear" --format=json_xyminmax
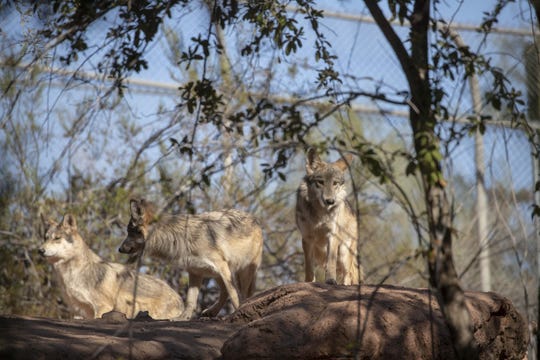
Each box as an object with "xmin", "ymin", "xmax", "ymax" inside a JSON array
[
  {"xmin": 334, "ymin": 153, "xmax": 353, "ymax": 171},
  {"xmin": 40, "ymin": 213, "xmax": 56, "ymax": 232},
  {"xmin": 62, "ymin": 213, "xmax": 77, "ymax": 230},
  {"xmin": 130, "ymin": 199, "xmax": 144, "ymax": 220},
  {"xmin": 306, "ymin": 148, "xmax": 322, "ymax": 175},
  {"xmin": 40, "ymin": 213, "xmax": 48, "ymax": 227}
]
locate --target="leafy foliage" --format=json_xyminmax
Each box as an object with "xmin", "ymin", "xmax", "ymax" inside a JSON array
[{"xmin": 0, "ymin": 2, "xmax": 536, "ymax": 344}]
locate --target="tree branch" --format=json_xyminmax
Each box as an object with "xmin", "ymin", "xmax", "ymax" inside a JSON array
[{"xmin": 363, "ymin": 1, "xmax": 419, "ymax": 87}]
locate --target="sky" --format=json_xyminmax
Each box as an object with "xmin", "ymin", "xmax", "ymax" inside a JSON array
[
  {"xmin": 325, "ymin": 0, "xmax": 534, "ymax": 28},
  {"xmin": 1, "ymin": 0, "xmax": 536, "ymax": 195}
]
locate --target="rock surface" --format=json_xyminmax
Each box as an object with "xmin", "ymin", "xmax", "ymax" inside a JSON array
[
  {"xmin": 0, "ymin": 283, "xmax": 529, "ymax": 359},
  {"xmin": 223, "ymin": 283, "xmax": 529, "ymax": 359}
]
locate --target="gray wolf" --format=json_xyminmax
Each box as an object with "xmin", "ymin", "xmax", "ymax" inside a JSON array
[
  {"xmin": 118, "ymin": 198, "xmax": 263, "ymax": 319},
  {"xmin": 295, "ymin": 148, "xmax": 362, "ymax": 285},
  {"xmin": 39, "ymin": 213, "xmax": 184, "ymax": 320}
]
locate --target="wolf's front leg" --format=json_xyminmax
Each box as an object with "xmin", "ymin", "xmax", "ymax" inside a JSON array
[
  {"xmin": 302, "ymin": 238, "xmax": 316, "ymax": 282},
  {"xmin": 324, "ymin": 234, "xmax": 338, "ymax": 285},
  {"xmin": 181, "ymin": 273, "xmax": 203, "ymax": 320}
]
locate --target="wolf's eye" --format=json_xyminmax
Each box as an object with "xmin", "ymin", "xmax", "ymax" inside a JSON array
[
  {"xmin": 315, "ymin": 179, "xmax": 324, "ymax": 187},
  {"xmin": 128, "ymin": 223, "xmax": 143, "ymax": 235}
]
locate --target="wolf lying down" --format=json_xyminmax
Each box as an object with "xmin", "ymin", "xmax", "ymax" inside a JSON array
[{"xmin": 39, "ymin": 214, "xmax": 184, "ymax": 320}]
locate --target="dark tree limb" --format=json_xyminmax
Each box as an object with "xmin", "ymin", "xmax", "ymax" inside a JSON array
[{"xmin": 363, "ymin": 1, "xmax": 478, "ymax": 358}]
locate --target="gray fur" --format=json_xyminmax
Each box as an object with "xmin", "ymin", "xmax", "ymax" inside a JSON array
[
  {"xmin": 296, "ymin": 149, "xmax": 363, "ymax": 285},
  {"xmin": 39, "ymin": 213, "xmax": 184, "ymax": 320},
  {"xmin": 119, "ymin": 199, "xmax": 263, "ymax": 319}
]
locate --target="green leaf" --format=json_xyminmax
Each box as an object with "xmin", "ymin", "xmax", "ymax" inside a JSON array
[
  {"xmin": 531, "ymin": 204, "xmax": 540, "ymax": 220},
  {"xmin": 406, "ymin": 161, "xmax": 417, "ymax": 176}
]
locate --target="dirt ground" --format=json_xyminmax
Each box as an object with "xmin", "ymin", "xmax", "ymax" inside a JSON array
[{"xmin": 0, "ymin": 283, "xmax": 530, "ymax": 360}]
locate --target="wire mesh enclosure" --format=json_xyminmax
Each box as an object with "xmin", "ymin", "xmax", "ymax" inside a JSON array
[{"xmin": 1, "ymin": 1, "xmax": 538, "ymax": 357}]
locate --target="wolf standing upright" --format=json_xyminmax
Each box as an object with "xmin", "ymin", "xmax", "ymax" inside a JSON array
[
  {"xmin": 296, "ymin": 148, "xmax": 362, "ymax": 285},
  {"xmin": 118, "ymin": 199, "xmax": 263, "ymax": 319},
  {"xmin": 39, "ymin": 213, "xmax": 184, "ymax": 319}
]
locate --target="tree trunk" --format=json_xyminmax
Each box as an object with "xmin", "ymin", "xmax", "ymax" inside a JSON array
[
  {"xmin": 364, "ymin": 1, "xmax": 478, "ymax": 358},
  {"xmin": 424, "ymin": 186, "xmax": 478, "ymax": 359}
]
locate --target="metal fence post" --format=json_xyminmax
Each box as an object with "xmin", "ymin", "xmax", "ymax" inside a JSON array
[{"xmin": 444, "ymin": 25, "xmax": 491, "ymax": 291}]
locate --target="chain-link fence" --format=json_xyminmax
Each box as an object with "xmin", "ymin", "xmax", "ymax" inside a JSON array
[{"xmin": 1, "ymin": 1, "xmax": 538, "ymax": 356}]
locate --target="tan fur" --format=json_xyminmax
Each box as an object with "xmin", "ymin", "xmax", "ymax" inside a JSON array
[
  {"xmin": 295, "ymin": 148, "xmax": 363, "ymax": 285},
  {"xmin": 39, "ymin": 214, "xmax": 184, "ymax": 320},
  {"xmin": 119, "ymin": 199, "xmax": 263, "ymax": 319}
]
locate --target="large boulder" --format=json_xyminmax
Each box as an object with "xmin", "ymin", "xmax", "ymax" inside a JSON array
[
  {"xmin": 0, "ymin": 283, "xmax": 529, "ymax": 359},
  {"xmin": 222, "ymin": 282, "xmax": 529, "ymax": 359}
]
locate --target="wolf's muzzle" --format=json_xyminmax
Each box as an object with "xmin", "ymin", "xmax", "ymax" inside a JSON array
[{"xmin": 118, "ymin": 245, "xmax": 130, "ymax": 254}]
